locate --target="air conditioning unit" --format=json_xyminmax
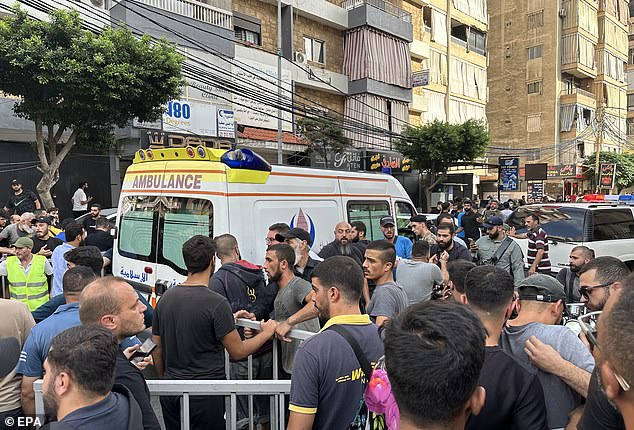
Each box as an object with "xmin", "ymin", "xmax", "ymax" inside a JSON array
[
  {"xmin": 559, "ymin": 8, "xmax": 567, "ymax": 18},
  {"xmin": 294, "ymin": 51, "xmax": 307, "ymax": 65}
]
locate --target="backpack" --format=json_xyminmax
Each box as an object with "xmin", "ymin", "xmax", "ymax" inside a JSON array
[{"xmin": 326, "ymin": 325, "xmax": 387, "ymax": 430}]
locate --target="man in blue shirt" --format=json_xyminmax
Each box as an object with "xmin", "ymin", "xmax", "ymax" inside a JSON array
[
  {"xmin": 17, "ymin": 266, "xmax": 97, "ymax": 416},
  {"xmin": 50, "ymin": 221, "xmax": 83, "ymax": 297},
  {"xmin": 379, "ymin": 216, "xmax": 412, "ymax": 260}
]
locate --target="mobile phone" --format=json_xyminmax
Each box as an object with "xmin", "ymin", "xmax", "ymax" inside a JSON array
[{"xmin": 129, "ymin": 338, "xmax": 156, "ymax": 361}]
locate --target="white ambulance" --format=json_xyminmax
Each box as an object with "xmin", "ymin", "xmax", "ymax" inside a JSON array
[{"xmin": 112, "ymin": 146, "xmax": 416, "ymax": 294}]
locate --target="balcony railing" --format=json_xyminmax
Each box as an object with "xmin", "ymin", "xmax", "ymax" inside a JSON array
[
  {"xmin": 561, "ymin": 87, "xmax": 596, "ymax": 99},
  {"xmin": 137, "ymin": 0, "xmax": 233, "ymax": 29},
  {"xmin": 341, "ymin": 0, "xmax": 412, "ymax": 23}
]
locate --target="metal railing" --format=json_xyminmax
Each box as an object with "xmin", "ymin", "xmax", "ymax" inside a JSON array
[
  {"xmin": 560, "ymin": 86, "xmax": 596, "ymax": 99},
  {"xmin": 136, "ymin": 0, "xmax": 233, "ymax": 29},
  {"xmin": 33, "ymin": 319, "xmax": 316, "ymax": 430},
  {"xmin": 341, "ymin": 0, "xmax": 412, "ymax": 23}
]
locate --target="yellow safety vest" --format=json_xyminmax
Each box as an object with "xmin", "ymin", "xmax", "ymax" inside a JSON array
[{"xmin": 6, "ymin": 255, "xmax": 50, "ymax": 311}]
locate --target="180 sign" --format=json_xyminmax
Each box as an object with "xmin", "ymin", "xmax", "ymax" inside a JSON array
[{"xmin": 166, "ymin": 101, "xmax": 191, "ymax": 119}]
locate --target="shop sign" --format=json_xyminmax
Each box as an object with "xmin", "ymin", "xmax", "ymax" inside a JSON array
[
  {"xmin": 311, "ymin": 149, "xmax": 363, "ymax": 171},
  {"xmin": 364, "ymin": 150, "xmax": 412, "ymax": 174},
  {"xmin": 600, "ymin": 163, "xmax": 617, "ymax": 189},
  {"xmin": 498, "ymin": 157, "xmax": 519, "ymax": 191}
]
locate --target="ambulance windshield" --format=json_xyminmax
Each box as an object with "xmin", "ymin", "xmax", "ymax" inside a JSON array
[{"xmin": 118, "ymin": 195, "xmax": 214, "ymax": 275}]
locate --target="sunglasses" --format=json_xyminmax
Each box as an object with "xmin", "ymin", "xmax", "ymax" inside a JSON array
[
  {"xmin": 579, "ymin": 311, "xmax": 631, "ymax": 392},
  {"xmin": 579, "ymin": 281, "xmax": 613, "ymax": 300}
]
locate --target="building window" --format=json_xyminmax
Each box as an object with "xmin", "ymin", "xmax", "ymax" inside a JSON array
[
  {"xmin": 422, "ymin": 6, "xmax": 432, "ymax": 31},
  {"xmin": 628, "ymin": 94, "xmax": 634, "ymax": 111},
  {"xmin": 527, "ymin": 81, "xmax": 542, "ymax": 94},
  {"xmin": 303, "ymin": 36, "xmax": 325, "ymax": 64},
  {"xmin": 527, "ymin": 10, "xmax": 544, "ymax": 29},
  {"xmin": 629, "ymin": 47, "xmax": 634, "ymax": 65},
  {"xmin": 233, "ymin": 12, "xmax": 262, "ymax": 46},
  {"xmin": 468, "ymin": 28, "xmax": 487, "ymax": 55},
  {"xmin": 526, "ymin": 114, "xmax": 542, "ymax": 132},
  {"xmin": 527, "ymin": 45, "xmax": 542, "ymax": 60},
  {"xmin": 627, "ymin": 118, "xmax": 634, "ymax": 135}
]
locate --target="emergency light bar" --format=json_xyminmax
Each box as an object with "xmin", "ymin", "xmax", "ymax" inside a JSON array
[
  {"xmin": 221, "ymin": 148, "xmax": 271, "ymax": 172},
  {"xmin": 582, "ymin": 194, "xmax": 634, "ymax": 203}
]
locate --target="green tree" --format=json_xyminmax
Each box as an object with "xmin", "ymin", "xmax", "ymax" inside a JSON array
[
  {"xmin": 0, "ymin": 7, "xmax": 184, "ymax": 207},
  {"xmin": 583, "ymin": 152, "xmax": 634, "ymax": 193},
  {"xmin": 296, "ymin": 116, "xmax": 351, "ymax": 168},
  {"xmin": 396, "ymin": 119, "xmax": 489, "ymax": 211}
]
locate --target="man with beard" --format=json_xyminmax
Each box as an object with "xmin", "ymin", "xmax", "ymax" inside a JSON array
[
  {"xmin": 31, "ymin": 216, "xmax": 63, "ymax": 256},
  {"xmin": 264, "ymin": 244, "xmax": 320, "ymax": 377},
  {"xmin": 363, "ymin": 240, "xmax": 408, "ymax": 328},
  {"xmin": 456, "ymin": 199, "xmax": 482, "ymax": 244},
  {"xmin": 595, "ymin": 276, "xmax": 634, "ymax": 430},
  {"xmin": 41, "ymin": 325, "xmax": 143, "ymax": 429},
  {"xmin": 483, "ymin": 199, "xmax": 502, "ymax": 221},
  {"xmin": 4, "ymin": 179, "xmax": 40, "ymax": 216},
  {"xmin": 430, "ymin": 223, "xmax": 472, "ymax": 265},
  {"xmin": 276, "ymin": 228, "xmax": 319, "ymax": 282},
  {"xmin": 318, "ymin": 221, "xmax": 364, "ymax": 265},
  {"xmin": 80, "ymin": 277, "xmax": 161, "ymax": 430},
  {"xmin": 287, "ymin": 256, "xmax": 383, "ymax": 430},
  {"xmin": 71, "ymin": 181, "xmax": 92, "ymax": 218},
  {"xmin": 576, "ymin": 258, "xmax": 630, "ymax": 430},
  {"xmin": 348, "ymin": 221, "xmax": 370, "ymax": 255},
  {"xmin": 410, "ymin": 214, "xmax": 436, "ymax": 245},
  {"xmin": 0, "ymin": 212, "xmax": 35, "ymax": 252},
  {"xmin": 379, "ymin": 216, "xmax": 412, "ymax": 259},
  {"xmin": 555, "ymin": 246, "xmax": 595, "ymax": 303},
  {"xmin": 82, "ymin": 203, "xmax": 103, "ymax": 236},
  {"xmin": 470, "ymin": 216, "xmax": 525, "ymax": 285}
]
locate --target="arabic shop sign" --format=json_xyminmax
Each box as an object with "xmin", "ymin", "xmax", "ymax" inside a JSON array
[
  {"xmin": 364, "ymin": 150, "xmax": 412, "ymax": 174},
  {"xmin": 600, "ymin": 163, "xmax": 616, "ymax": 189},
  {"xmin": 547, "ymin": 164, "xmax": 584, "ymax": 179},
  {"xmin": 311, "ymin": 148, "xmax": 363, "ymax": 171}
]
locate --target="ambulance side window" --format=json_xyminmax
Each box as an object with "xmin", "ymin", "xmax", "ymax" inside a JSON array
[
  {"xmin": 347, "ymin": 201, "xmax": 390, "ymax": 241},
  {"xmin": 118, "ymin": 196, "xmax": 159, "ymax": 262},
  {"xmin": 395, "ymin": 201, "xmax": 416, "ymax": 231}
]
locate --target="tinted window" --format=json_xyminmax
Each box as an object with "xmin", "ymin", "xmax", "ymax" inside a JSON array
[
  {"xmin": 348, "ymin": 201, "xmax": 390, "ymax": 241},
  {"xmin": 507, "ymin": 205, "xmax": 586, "ymax": 241},
  {"xmin": 118, "ymin": 196, "xmax": 159, "ymax": 261},
  {"xmin": 592, "ymin": 209, "xmax": 634, "ymax": 241},
  {"xmin": 395, "ymin": 201, "xmax": 416, "ymax": 231}
]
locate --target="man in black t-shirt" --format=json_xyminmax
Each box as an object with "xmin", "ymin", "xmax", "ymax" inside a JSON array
[
  {"xmin": 456, "ymin": 199, "xmax": 482, "ymax": 244},
  {"xmin": 4, "ymin": 180, "xmax": 40, "ymax": 215},
  {"xmin": 31, "ymin": 216, "xmax": 63, "ymax": 256},
  {"xmin": 152, "ymin": 235, "xmax": 277, "ymax": 430},
  {"xmin": 463, "ymin": 265, "xmax": 548, "ymax": 430},
  {"xmin": 82, "ymin": 203, "xmax": 102, "ymax": 235}
]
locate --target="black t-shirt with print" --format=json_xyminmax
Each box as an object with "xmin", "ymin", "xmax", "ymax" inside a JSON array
[{"xmin": 6, "ymin": 190, "xmax": 38, "ymax": 215}]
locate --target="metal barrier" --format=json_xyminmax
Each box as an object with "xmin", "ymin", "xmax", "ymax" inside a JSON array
[{"xmin": 33, "ymin": 318, "xmax": 316, "ymax": 430}]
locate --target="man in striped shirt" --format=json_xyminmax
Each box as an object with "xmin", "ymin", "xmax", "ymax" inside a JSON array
[{"xmin": 510, "ymin": 214, "xmax": 551, "ymax": 276}]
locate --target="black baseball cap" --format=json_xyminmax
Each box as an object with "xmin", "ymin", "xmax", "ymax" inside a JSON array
[
  {"xmin": 276, "ymin": 227, "xmax": 313, "ymax": 246},
  {"xmin": 410, "ymin": 214, "xmax": 427, "ymax": 223},
  {"xmin": 380, "ymin": 216, "xmax": 396, "ymax": 227},
  {"xmin": 518, "ymin": 274, "xmax": 566, "ymax": 302},
  {"xmin": 483, "ymin": 216, "xmax": 503, "ymax": 228},
  {"xmin": 33, "ymin": 216, "xmax": 52, "ymax": 225},
  {"xmin": 11, "ymin": 179, "xmax": 20, "ymax": 185}
]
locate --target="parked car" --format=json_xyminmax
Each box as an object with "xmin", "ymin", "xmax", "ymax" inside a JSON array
[{"xmin": 507, "ymin": 203, "xmax": 634, "ymax": 273}]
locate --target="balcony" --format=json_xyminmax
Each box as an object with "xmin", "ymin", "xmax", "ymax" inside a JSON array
[
  {"xmin": 134, "ymin": 0, "xmax": 232, "ymax": 29},
  {"xmin": 343, "ymin": 0, "xmax": 413, "ymax": 42},
  {"xmin": 410, "ymin": 39, "xmax": 430, "ymax": 60},
  {"xmin": 560, "ymin": 86, "xmax": 597, "ymax": 108},
  {"xmin": 409, "ymin": 93, "xmax": 428, "ymax": 113}
]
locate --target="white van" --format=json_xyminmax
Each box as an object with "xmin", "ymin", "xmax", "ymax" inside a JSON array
[{"xmin": 112, "ymin": 146, "xmax": 416, "ymax": 293}]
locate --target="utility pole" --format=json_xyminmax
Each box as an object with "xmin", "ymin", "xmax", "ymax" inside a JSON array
[
  {"xmin": 277, "ymin": 0, "xmax": 283, "ymax": 165},
  {"xmin": 594, "ymin": 102, "xmax": 605, "ymax": 192}
]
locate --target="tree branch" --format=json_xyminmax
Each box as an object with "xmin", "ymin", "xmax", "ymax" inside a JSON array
[{"xmin": 49, "ymin": 128, "xmax": 79, "ymax": 172}]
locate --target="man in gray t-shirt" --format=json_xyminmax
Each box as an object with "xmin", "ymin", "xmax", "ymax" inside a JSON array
[
  {"xmin": 265, "ymin": 244, "xmax": 320, "ymax": 375},
  {"xmin": 396, "ymin": 241, "xmax": 443, "ymax": 305},
  {"xmin": 501, "ymin": 275, "xmax": 594, "ymax": 429},
  {"xmin": 363, "ymin": 240, "xmax": 408, "ymax": 327}
]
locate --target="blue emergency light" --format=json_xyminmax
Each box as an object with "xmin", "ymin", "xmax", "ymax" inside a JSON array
[{"xmin": 221, "ymin": 148, "xmax": 272, "ymax": 172}]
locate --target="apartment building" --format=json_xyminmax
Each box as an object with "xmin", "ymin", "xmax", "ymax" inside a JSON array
[
  {"xmin": 627, "ymin": 2, "xmax": 634, "ymax": 143},
  {"xmin": 404, "ymin": 0, "xmax": 488, "ymax": 126},
  {"xmin": 488, "ymin": 0, "xmax": 628, "ymax": 196}
]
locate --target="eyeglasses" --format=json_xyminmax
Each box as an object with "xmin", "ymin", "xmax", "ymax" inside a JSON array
[
  {"xmin": 265, "ymin": 237, "xmax": 274, "ymax": 245},
  {"xmin": 579, "ymin": 282, "xmax": 613, "ymax": 300},
  {"xmin": 579, "ymin": 311, "xmax": 631, "ymax": 392}
]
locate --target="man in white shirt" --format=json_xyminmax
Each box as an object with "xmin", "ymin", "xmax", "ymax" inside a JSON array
[{"xmin": 71, "ymin": 181, "xmax": 92, "ymax": 218}]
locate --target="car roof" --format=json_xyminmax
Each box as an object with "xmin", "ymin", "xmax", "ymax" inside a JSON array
[{"xmin": 517, "ymin": 203, "xmax": 634, "ymax": 211}]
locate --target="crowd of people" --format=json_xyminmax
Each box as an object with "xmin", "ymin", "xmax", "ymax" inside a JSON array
[{"xmin": 1, "ymin": 182, "xmax": 634, "ymax": 430}]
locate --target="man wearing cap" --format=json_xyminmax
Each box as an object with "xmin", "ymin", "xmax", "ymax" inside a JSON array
[
  {"xmin": 470, "ymin": 216, "xmax": 525, "ymax": 285},
  {"xmin": 0, "ymin": 237, "xmax": 52, "ymax": 311},
  {"xmin": 379, "ymin": 216, "xmax": 412, "ymax": 260},
  {"xmin": 410, "ymin": 214, "xmax": 436, "ymax": 245},
  {"xmin": 4, "ymin": 180, "xmax": 40, "ymax": 216},
  {"xmin": 277, "ymin": 228, "xmax": 320, "ymax": 282},
  {"xmin": 31, "ymin": 216, "xmax": 63, "ymax": 256},
  {"xmin": 501, "ymin": 275, "xmax": 595, "ymax": 430}
]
